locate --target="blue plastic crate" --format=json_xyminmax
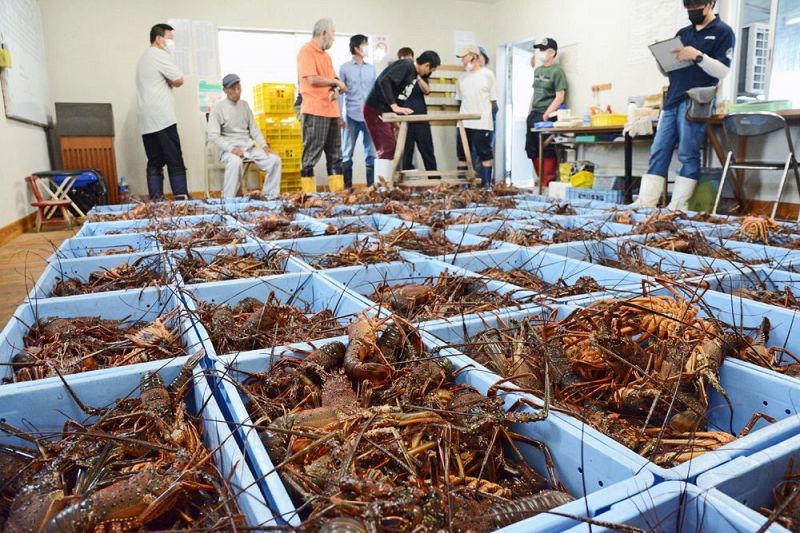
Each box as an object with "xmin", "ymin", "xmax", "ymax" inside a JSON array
[
  {"xmin": 0, "ymin": 360, "xmax": 274, "ymax": 528},
  {"xmin": 316, "ymin": 213, "xmax": 413, "ymax": 234},
  {"xmin": 271, "ymin": 233, "xmax": 405, "ymax": 269},
  {"xmin": 167, "ymin": 242, "xmax": 311, "ymax": 286},
  {"xmin": 566, "ymin": 187, "xmax": 625, "ymax": 204},
  {"xmin": 77, "ymin": 214, "xmax": 237, "ymax": 237},
  {"xmin": 180, "ymin": 272, "xmax": 375, "ymax": 358},
  {"xmin": 156, "ymin": 225, "xmax": 258, "ymax": 251},
  {"xmin": 423, "ymin": 302, "xmax": 800, "ymax": 483},
  {"xmin": 211, "ymin": 333, "xmax": 655, "ymax": 532},
  {"xmin": 697, "ymin": 433, "xmax": 800, "ymax": 532},
  {"xmin": 0, "ymin": 287, "xmax": 196, "ymax": 388},
  {"xmin": 49, "ymin": 233, "xmax": 161, "ymax": 261},
  {"xmin": 31, "ymin": 252, "xmax": 170, "ymax": 300},
  {"xmin": 444, "ymin": 248, "xmax": 646, "ymax": 301},
  {"xmin": 561, "ymin": 482, "xmax": 772, "ymax": 532},
  {"xmin": 401, "ymin": 226, "xmax": 516, "ymax": 259},
  {"xmin": 544, "ymin": 237, "xmax": 747, "ymax": 280},
  {"xmin": 237, "ymin": 219, "xmax": 330, "ymax": 242},
  {"xmin": 700, "ymin": 267, "xmax": 800, "ymax": 308},
  {"xmin": 320, "ymin": 258, "xmax": 527, "ymax": 323}
]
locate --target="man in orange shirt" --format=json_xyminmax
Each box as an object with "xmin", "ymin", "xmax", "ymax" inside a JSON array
[{"xmin": 298, "ymin": 18, "xmax": 347, "ymax": 185}]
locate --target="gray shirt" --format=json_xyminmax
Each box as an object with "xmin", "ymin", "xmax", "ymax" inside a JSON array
[
  {"xmin": 207, "ymin": 98, "xmax": 267, "ymax": 153},
  {"xmin": 136, "ymin": 47, "xmax": 183, "ymax": 135}
]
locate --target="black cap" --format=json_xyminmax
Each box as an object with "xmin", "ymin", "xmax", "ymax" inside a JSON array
[{"xmin": 533, "ymin": 38, "xmax": 558, "ymax": 52}]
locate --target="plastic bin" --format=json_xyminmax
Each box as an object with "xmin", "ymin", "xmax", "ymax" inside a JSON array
[
  {"xmin": 211, "ymin": 334, "xmax": 655, "ymax": 532},
  {"xmin": 0, "ymin": 287, "xmax": 195, "ymax": 388},
  {"xmin": 445, "ymin": 248, "xmax": 646, "ymax": 301},
  {"xmin": 317, "ymin": 214, "xmax": 412, "ymax": 234},
  {"xmin": 180, "ymin": 272, "xmax": 375, "ymax": 358},
  {"xmin": 0, "ymin": 359, "xmax": 275, "ymax": 528},
  {"xmin": 697, "ymin": 433, "xmax": 800, "ymax": 533},
  {"xmin": 562, "ymin": 482, "xmax": 772, "ymax": 532},
  {"xmin": 252, "ymin": 83, "xmax": 296, "ymax": 115},
  {"xmin": 31, "ymin": 252, "xmax": 169, "ymax": 300},
  {"xmin": 423, "ymin": 302, "xmax": 800, "ymax": 483},
  {"xmin": 77, "ymin": 214, "xmax": 235, "ymax": 237},
  {"xmin": 321, "ymin": 258, "xmax": 527, "ymax": 322},
  {"xmin": 272, "ymin": 233, "xmax": 395, "ymax": 269},
  {"xmin": 167, "ymin": 242, "xmax": 312, "ymax": 286},
  {"xmin": 402, "ymin": 226, "xmax": 517, "ymax": 260},
  {"xmin": 591, "ymin": 113, "xmax": 627, "ymax": 127},
  {"xmin": 50, "ymin": 233, "xmax": 161, "ymax": 261},
  {"xmin": 592, "ymin": 176, "xmax": 624, "ymax": 191}
]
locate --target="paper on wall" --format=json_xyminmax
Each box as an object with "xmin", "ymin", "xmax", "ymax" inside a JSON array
[
  {"xmin": 167, "ymin": 18, "xmax": 193, "ymax": 75},
  {"xmin": 454, "ymin": 30, "xmax": 476, "ymax": 57},
  {"xmin": 192, "ymin": 21, "xmax": 219, "ymax": 80}
]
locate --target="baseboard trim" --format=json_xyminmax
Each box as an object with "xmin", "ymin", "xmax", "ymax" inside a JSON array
[{"xmin": 0, "ymin": 212, "xmax": 38, "ymax": 247}]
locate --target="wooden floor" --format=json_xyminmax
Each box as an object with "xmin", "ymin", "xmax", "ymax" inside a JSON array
[{"xmin": 0, "ymin": 228, "xmax": 76, "ymax": 325}]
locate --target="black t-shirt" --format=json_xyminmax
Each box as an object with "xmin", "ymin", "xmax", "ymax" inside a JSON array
[
  {"xmin": 365, "ymin": 59, "xmax": 418, "ymax": 113},
  {"xmin": 405, "ymin": 75, "xmax": 429, "ymax": 114},
  {"xmin": 664, "ymin": 16, "xmax": 735, "ymax": 110}
]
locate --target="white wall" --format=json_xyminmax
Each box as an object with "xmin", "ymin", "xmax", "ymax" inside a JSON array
[
  {"xmin": 38, "ymin": 0, "xmax": 494, "ymax": 196},
  {"xmin": 0, "ymin": 97, "xmax": 49, "ymax": 227}
]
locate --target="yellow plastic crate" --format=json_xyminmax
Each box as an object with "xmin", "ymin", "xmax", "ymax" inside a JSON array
[
  {"xmin": 253, "ymin": 83, "xmax": 296, "ymax": 115},
  {"xmin": 591, "ymin": 113, "xmax": 627, "ymax": 127},
  {"xmin": 258, "ymin": 116, "xmax": 302, "ymax": 145},
  {"xmin": 271, "ymin": 143, "xmax": 302, "ymax": 173},
  {"xmin": 280, "ymin": 171, "xmax": 303, "ymax": 193}
]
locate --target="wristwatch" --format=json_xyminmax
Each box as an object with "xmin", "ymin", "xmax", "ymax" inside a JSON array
[{"xmin": 694, "ymin": 54, "xmax": 704, "ymax": 64}]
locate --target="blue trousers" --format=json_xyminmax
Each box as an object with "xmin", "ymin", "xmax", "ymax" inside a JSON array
[
  {"xmin": 342, "ymin": 118, "xmax": 376, "ymax": 187},
  {"xmin": 647, "ymin": 100, "xmax": 708, "ymax": 180}
]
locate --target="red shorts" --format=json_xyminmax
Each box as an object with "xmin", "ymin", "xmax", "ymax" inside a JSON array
[{"xmin": 363, "ymin": 104, "xmax": 397, "ymax": 159}]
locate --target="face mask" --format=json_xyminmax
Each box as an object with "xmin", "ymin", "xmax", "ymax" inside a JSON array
[
  {"xmin": 164, "ymin": 39, "xmax": 175, "ymax": 53},
  {"xmin": 360, "ymin": 45, "xmax": 369, "ymax": 56},
  {"xmin": 535, "ymin": 51, "xmax": 548, "ymax": 64},
  {"xmin": 688, "ymin": 7, "xmax": 706, "ymax": 25},
  {"xmin": 464, "ymin": 62, "xmax": 474, "ymax": 72}
]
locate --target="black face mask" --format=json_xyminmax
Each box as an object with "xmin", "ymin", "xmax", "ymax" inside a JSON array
[{"xmin": 688, "ymin": 7, "xmax": 706, "ymax": 25}]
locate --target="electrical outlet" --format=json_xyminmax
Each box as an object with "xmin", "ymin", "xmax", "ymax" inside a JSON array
[{"xmin": 0, "ymin": 49, "xmax": 11, "ymax": 69}]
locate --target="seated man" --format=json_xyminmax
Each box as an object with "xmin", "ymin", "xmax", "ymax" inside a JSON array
[{"xmin": 208, "ymin": 73, "xmax": 282, "ymax": 197}]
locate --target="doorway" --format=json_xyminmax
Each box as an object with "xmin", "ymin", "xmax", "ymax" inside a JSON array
[{"xmin": 496, "ymin": 38, "xmax": 536, "ymax": 188}]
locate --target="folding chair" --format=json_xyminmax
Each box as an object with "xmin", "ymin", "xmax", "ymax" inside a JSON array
[
  {"xmin": 25, "ymin": 175, "xmax": 75, "ymax": 231},
  {"xmin": 712, "ymin": 112, "xmax": 800, "ymax": 220},
  {"xmin": 204, "ymin": 140, "xmax": 254, "ymax": 197}
]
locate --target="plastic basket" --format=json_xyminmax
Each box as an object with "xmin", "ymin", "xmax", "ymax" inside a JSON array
[
  {"xmin": 210, "ymin": 334, "xmax": 655, "ymax": 532},
  {"xmin": 280, "ymin": 171, "xmax": 303, "ymax": 193},
  {"xmin": 50, "ymin": 233, "xmax": 161, "ymax": 261},
  {"xmin": 697, "ymin": 433, "xmax": 800, "ymax": 533},
  {"xmin": 269, "ymin": 142, "xmax": 302, "ymax": 173},
  {"xmin": 257, "ymin": 116, "xmax": 302, "ymax": 144},
  {"xmin": 0, "ymin": 359, "xmax": 275, "ymax": 528},
  {"xmin": 591, "ymin": 113, "xmax": 627, "ymax": 127},
  {"xmin": 316, "ymin": 214, "xmax": 411, "ymax": 234},
  {"xmin": 423, "ymin": 302, "xmax": 800, "ymax": 483},
  {"xmin": 252, "ymin": 83, "xmax": 295, "ymax": 115},
  {"xmin": 0, "ymin": 287, "xmax": 195, "ymax": 388},
  {"xmin": 445, "ymin": 247, "xmax": 646, "ymax": 301},
  {"xmin": 31, "ymin": 252, "xmax": 169, "ymax": 300},
  {"xmin": 593, "ymin": 175, "xmax": 624, "ymax": 191},
  {"xmin": 563, "ymin": 482, "xmax": 771, "ymax": 532},
  {"xmin": 566, "ymin": 187, "xmax": 624, "ymax": 204},
  {"xmin": 180, "ymin": 272, "xmax": 375, "ymax": 357}
]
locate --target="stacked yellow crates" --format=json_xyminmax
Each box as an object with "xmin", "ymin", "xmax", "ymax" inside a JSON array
[{"xmin": 253, "ymin": 83, "xmax": 303, "ymax": 193}]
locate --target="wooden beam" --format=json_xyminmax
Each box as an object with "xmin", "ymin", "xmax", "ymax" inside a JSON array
[
  {"xmin": 400, "ymin": 170, "xmax": 469, "ymax": 177},
  {"xmin": 398, "ymin": 179, "xmax": 480, "ymax": 188}
]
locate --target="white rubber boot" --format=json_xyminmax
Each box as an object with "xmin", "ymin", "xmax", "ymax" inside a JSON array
[
  {"xmin": 667, "ymin": 176, "xmax": 697, "ymax": 211},
  {"xmin": 629, "ymin": 174, "xmax": 666, "ymax": 208},
  {"xmin": 374, "ymin": 159, "xmax": 394, "ymax": 185}
]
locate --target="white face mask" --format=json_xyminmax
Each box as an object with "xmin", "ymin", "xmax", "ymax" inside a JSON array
[
  {"xmin": 464, "ymin": 61, "xmax": 474, "ymax": 72},
  {"xmin": 535, "ymin": 51, "xmax": 548, "ymax": 64},
  {"xmin": 164, "ymin": 39, "xmax": 175, "ymax": 53}
]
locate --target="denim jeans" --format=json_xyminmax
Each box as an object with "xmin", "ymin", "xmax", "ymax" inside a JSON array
[
  {"xmin": 647, "ymin": 99, "xmax": 708, "ymax": 180},
  {"xmin": 342, "ymin": 118, "xmax": 376, "ymax": 186}
]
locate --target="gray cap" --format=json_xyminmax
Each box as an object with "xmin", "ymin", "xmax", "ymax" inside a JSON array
[{"xmin": 222, "ymin": 73, "xmax": 241, "ymax": 88}]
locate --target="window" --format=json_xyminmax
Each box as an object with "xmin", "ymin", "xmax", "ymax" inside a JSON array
[
  {"xmin": 217, "ymin": 28, "xmax": 355, "ymax": 109},
  {"xmin": 730, "ymin": 0, "xmax": 800, "ymax": 106}
]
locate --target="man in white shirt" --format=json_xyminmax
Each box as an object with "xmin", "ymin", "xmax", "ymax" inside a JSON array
[
  {"xmin": 456, "ymin": 44, "xmax": 497, "ymax": 189},
  {"xmin": 208, "ymin": 74, "xmax": 282, "ymax": 197},
  {"xmin": 136, "ymin": 23, "xmax": 189, "ymax": 200}
]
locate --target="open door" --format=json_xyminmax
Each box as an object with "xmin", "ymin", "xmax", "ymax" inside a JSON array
[{"xmin": 496, "ymin": 38, "xmax": 536, "ymax": 188}]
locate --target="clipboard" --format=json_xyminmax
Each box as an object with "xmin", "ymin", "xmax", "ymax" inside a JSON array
[{"xmin": 649, "ymin": 36, "xmax": 692, "ymax": 73}]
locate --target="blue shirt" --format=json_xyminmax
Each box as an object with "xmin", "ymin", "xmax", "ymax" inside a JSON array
[
  {"xmin": 664, "ymin": 16, "xmax": 735, "ymax": 110},
  {"xmin": 339, "ymin": 59, "xmax": 377, "ymax": 122}
]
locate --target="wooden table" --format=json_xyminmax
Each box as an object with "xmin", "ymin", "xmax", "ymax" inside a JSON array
[
  {"xmin": 532, "ymin": 124, "xmax": 654, "ymax": 201},
  {"xmin": 382, "ymin": 112, "xmax": 481, "ymax": 187},
  {"xmin": 705, "ymin": 108, "xmax": 800, "ymax": 214}
]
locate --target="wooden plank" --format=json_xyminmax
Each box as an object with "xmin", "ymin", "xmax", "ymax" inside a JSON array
[
  {"xmin": 400, "ymin": 170, "xmax": 469, "ymax": 177},
  {"xmin": 381, "ymin": 112, "xmax": 481, "ymax": 123},
  {"xmin": 398, "ymin": 179, "xmax": 479, "ymax": 188},
  {"xmin": 389, "ymin": 122, "xmax": 409, "ymax": 186}
]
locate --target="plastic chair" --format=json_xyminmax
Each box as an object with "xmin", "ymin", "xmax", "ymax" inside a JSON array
[
  {"xmin": 712, "ymin": 112, "xmax": 800, "ymax": 219},
  {"xmin": 25, "ymin": 175, "xmax": 75, "ymax": 231}
]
